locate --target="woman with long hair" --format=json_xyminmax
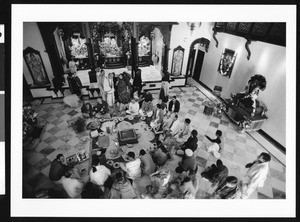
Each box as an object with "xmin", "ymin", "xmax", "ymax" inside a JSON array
[{"xmin": 116, "ymin": 73, "xmax": 131, "ymax": 104}]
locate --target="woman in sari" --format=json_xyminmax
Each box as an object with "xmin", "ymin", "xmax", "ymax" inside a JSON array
[{"xmin": 116, "ymin": 73, "xmax": 131, "ymax": 104}]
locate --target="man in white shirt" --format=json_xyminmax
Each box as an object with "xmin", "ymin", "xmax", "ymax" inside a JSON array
[
  {"xmin": 175, "ymin": 118, "xmax": 192, "ymax": 143},
  {"xmin": 90, "ymin": 165, "xmax": 111, "ymax": 187},
  {"xmin": 61, "ymin": 171, "xmax": 84, "ymax": 198},
  {"xmin": 119, "ymin": 151, "xmax": 142, "ymax": 180},
  {"xmin": 241, "ymin": 152, "xmax": 271, "ymax": 199},
  {"xmin": 103, "ymin": 72, "xmax": 115, "ymax": 107},
  {"xmin": 126, "ymin": 99, "xmax": 140, "ymax": 116}
]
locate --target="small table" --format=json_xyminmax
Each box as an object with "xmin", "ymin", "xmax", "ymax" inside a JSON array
[{"xmin": 203, "ymin": 101, "xmax": 216, "ymax": 116}]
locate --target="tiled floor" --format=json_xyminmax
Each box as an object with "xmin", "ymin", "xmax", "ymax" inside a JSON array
[{"xmin": 23, "ymin": 81, "xmax": 286, "ymax": 199}]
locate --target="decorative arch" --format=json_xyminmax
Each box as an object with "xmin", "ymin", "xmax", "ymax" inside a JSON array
[{"xmin": 185, "ymin": 37, "xmax": 210, "ymax": 76}]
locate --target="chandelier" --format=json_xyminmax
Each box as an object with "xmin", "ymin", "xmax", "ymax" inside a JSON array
[{"xmin": 187, "ymin": 22, "xmax": 201, "ymax": 35}]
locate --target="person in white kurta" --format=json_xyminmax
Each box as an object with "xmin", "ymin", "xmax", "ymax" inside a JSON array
[
  {"xmin": 175, "ymin": 118, "xmax": 192, "ymax": 143},
  {"xmin": 96, "ymin": 69, "xmax": 106, "ymax": 99},
  {"xmin": 126, "ymin": 99, "xmax": 140, "ymax": 115},
  {"xmin": 241, "ymin": 152, "xmax": 271, "ymax": 199},
  {"xmin": 103, "ymin": 73, "xmax": 115, "ymax": 107}
]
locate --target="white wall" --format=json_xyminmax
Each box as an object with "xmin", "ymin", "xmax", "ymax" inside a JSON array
[
  {"xmin": 168, "ymin": 22, "xmax": 213, "ymax": 75},
  {"xmin": 200, "ymin": 32, "xmax": 286, "ymax": 147},
  {"xmin": 23, "ymin": 22, "xmax": 54, "ymax": 85}
]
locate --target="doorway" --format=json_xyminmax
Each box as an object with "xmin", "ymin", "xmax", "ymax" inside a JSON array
[
  {"xmin": 192, "ymin": 49, "xmax": 205, "ymax": 82},
  {"xmin": 186, "ymin": 38, "xmax": 209, "ymax": 83}
]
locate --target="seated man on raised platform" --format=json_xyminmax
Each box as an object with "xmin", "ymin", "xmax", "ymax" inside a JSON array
[
  {"xmin": 93, "ymin": 97, "xmax": 110, "ymax": 118},
  {"xmin": 126, "ymin": 99, "xmax": 140, "ymax": 116}
]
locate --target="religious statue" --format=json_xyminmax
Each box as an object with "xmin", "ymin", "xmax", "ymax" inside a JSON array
[{"xmin": 231, "ymin": 74, "xmax": 267, "ymax": 117}]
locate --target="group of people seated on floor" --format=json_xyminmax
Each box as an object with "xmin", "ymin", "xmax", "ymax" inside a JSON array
[
  {"xmin": 44, "ymin": 146, "xmax": 271, "ymax": 199},
  {"xmin": 37, "ymin": 71, "xmax": 271, "ymax": 199}
]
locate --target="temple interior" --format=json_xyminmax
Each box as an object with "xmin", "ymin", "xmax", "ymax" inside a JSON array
[{"xmin": 22, "ymin": 21, "xmax": 286, "ymax": 200}]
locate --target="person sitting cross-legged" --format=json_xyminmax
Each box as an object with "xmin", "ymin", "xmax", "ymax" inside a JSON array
[
  {"xmin": 176, "ymin": 130, "xmax": 198, "ymax": 154},
  {"xmin": 175, "ymin": 149, "xmax": 197, "ymax": 175},
  {"xmin": 151, "ymin": 140, "xmax": 171, "ymax": 167},
  {"xmin": 126, "ymin": 98, "xmax": 140, "ymax": 116},
  {"xmin": 139, "ymin": 149, "xmax": 156, "ymax": 176},
  {"xmin": 81, "ymin": 102, "xmax": 93, "ymax": 118},
  {"xmin": 201, "ymin": 159, "xmax": 229, "ymax": 188},
  {"xmin": 119, "ymin": 151, "xmax": 142, "ymax": 180},
  {"xmin": 61, "ymin": 170, "xmax": 84, "ymax": 198},
  {"xmin": 150, "ymin": 104, "xmax": 164, "ymax": 131},
  {"xmin": 93, "ymin": 97, "xmax": 110, "ymax": 118},
  {"xmin": 167, "ymin": 96, "xmax": 180, "ymax": 117},
  {"xmin": 175, "ymin": 118, "xmax": 192, "ymax": 144},
  {"xmin": 90, "ymin": 163, "xmax": 113, "ymax": 190},
  {"xmin": 157, "ymin": 99, "xmax": 167, "ymax": 115},
  {"xmin": 108, "ymin": 171, "xmax": 138, "ymax": 199},
  {"xmin": 49, "ymin": 154, "xmax": 74, "ymax": 184},
  {"xmin": 211, "ymin": 176, "xmax": 240, "ymax": 199},
  {"xmin": 139, "ymin": 99, "xmax": 154, "ymax": 118}
]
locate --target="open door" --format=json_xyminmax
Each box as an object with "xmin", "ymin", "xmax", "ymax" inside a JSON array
[{"xmin": 192, "ymin": 50, "xmax": 205, "ymax": 82}]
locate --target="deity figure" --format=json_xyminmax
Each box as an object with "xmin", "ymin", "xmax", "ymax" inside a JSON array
[{"xmin": 231, "ymin": 74, "xmax": 267, "ymax": 116}]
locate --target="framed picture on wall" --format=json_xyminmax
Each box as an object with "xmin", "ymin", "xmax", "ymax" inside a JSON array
[
  {"xmin": 171, "ymin": 45, "xmax": 185, "ymax": 76},
  {"xmin": 23, "ymin": 46, "xmax": 50, "ymax": 86},
  {"xmin": 218, "ymin": 48, "xmax": 237, "ymax": 78}
]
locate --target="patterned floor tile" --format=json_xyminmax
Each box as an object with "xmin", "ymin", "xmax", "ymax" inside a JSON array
[
  {"xmin": 245, "ymin": 145, "xmax": 258, "ymax": 155},
  {"xmin": 23, "ymin": 84, "xmax": 286, "ymax": 199},
  {"xmin": 257, "ymin": 192, "xmax": 271, "ymax": 199},
  {"xmin": 187, "ymin": 109, "xmax": 197, "ymax": 116},
  {"xmin": 34, "ymin": 157, "xmax": 52, "ymax": 171},
  {"xmin": 23, "ymin": 166, "xmax": 39, "ymax": 182},
  {"xmin": 257, "ymin": 184, "xmax": 274, "ymax": 198},
  {"xmin": 50, "ymin": 118, "xmax": 64, "ymax": 125},
  {"xmin": 270, "ymin": 177, "xmax": 286, "ymax": 192},
  {"xmin": 27, "ymin": 172, "xmax": 49, "ymax": 188},
  {"xmin": 26, "ymin": 151, "xmax": 45, "ymax": 166},
  {"xmin": 272, "ymin": 188, "xmax": 286, "ymax": 199},
  {"xmin": 35, "ymin": 141, "xmax": 49, "ymax": 152},
  {"xmin": 48, "ymin": 126, "xmax": 62, "ymax": 135},
  {"xmin": 44, "ymin": 135, "xmax": 58, "ymax": 144},
  {"xmin": 50, "ymin": 139, "xmax": 66, "ymax": 149},
  {"xmin": 270, "ymin": 168, "xmax": 286, "ymax": 182},
  {"xmin": 39, "ymin": 146, "xmax": 56, "ymax": 156},
  {"xmin": 192, "ymin": 103, "xmax": 201, "ymax": 109},
  {"xmin": 236, "ymin": 135, "xmax": 247, "ymax": 144},
  {"xmin": 40, "ymin": 165, "xmax": 51, "ymax": 178},
  {"xmin": 196, "ymin": 156, "xmax": 208, "ymax": 168},
  {"xmin": 220, "ymin": 149, "xmax": 234, "ymax": 161},
  {"xmin": 234, "ymin": 146, "xmax": 247, "ymax": 157},
  {"xmin": 67, "ymin": 137, "xmax": 80, "ymax": 147},
  {"xmin": 209, "ymin": 121, "xmax": 219, "ymax": 128}
]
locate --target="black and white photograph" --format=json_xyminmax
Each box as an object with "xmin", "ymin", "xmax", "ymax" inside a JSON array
[{"xmin": 9, "ymin": 4, "xmax": 296, "ymax": 219}]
